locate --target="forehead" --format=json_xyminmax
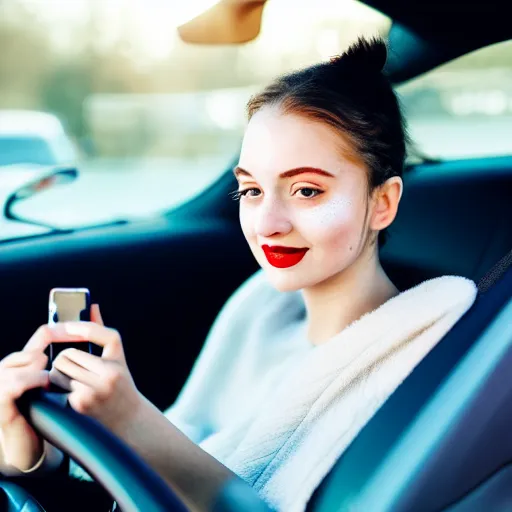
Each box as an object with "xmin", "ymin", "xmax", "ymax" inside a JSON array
[{"xmin": 238, "ymin": 108, "xmax": 361, "ymax": 178}]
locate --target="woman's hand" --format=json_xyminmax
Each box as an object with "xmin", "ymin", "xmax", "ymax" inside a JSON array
[
  {"xmin": 0, "ymin": 346, "xmax": 50, "ymax": 471},
  {"xmin": 31, "ymin": 305, "xmax": 144, "ymax": 435}
]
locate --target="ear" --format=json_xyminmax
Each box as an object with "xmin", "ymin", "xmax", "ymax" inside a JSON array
[{"xmin": 369, "ymin": 176, "xmax": 403, "ymax": 232}]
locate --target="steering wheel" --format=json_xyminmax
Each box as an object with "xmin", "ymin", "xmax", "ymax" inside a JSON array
[
  {"xmin": 0, "ymin": 480, "xmax": 46, "ymax": 511},
  {"xmin": 0, "ymin": 389, "xmax": 188, "ymax": 512}
]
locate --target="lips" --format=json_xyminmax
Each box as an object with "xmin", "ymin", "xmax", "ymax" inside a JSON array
[{"xmin": 261, "ymin": 245, "xmax": 309, "ymax": 269}]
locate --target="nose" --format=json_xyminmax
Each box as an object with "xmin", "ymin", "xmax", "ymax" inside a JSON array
[{"xmin": 253, "ymin": 197, "xmax": 293, "ymax": 239}]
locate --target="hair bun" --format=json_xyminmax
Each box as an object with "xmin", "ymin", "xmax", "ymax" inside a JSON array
[{"xmin": 330, "ymin": 36, "xmax": 387, "ymax": 74}]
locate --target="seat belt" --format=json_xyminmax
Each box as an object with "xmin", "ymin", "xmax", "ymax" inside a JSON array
[{"xmin": 477, "ymin": 248, "xmax": 512, "ymax": 293}]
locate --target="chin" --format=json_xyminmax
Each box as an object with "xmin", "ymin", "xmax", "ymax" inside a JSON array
[
  {"xmin": 261, "ymin": 266, "xmax": 314, "ymax": 293},
  {"xmin": 253, "ymin": 248, "xmax": 330, "ymax": 292},
  {"xmin": 264, "ymin": 261, "xmax": 350, "ymax": 293}
]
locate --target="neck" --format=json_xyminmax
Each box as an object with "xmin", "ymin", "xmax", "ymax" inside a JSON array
[{"xmin": 301, "ymin": 248, "xmax": 399, "ymax": 346}]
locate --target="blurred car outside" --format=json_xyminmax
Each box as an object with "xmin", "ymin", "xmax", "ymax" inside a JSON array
[
  {"xmin": 0, "ymin": 109, "xmax": 77, "ymax": 167},
  {"xmin": 0, "ymin": 109, "xmax": 78, "ymax": 199},
  {"xmin": 0, "ymin": 110, "xmax": 79, "ymax": 239}
]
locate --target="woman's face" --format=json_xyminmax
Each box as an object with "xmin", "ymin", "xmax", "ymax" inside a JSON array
[{"xmin": 235, "ymin": 107, "xmax": 375, "ymax": 293}]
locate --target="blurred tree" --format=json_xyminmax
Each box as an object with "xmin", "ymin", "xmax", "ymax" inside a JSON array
[
  {"xmin": 40, "ymin": 60, "xmax": 94, "ymax": 141},
  {"xmin": 0, "ymin": 2, "xmax": 52, "ymax": 108}
]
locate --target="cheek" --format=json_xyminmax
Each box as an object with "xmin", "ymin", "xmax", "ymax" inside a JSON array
[
  {"xmin": 239, "ymin": 206, "xmax": 254, "ymax": 239},
  {"xmin": 298, "ymin": 198, "xmax": 360, "ymax": 253},
  {"xmin": 299, "ymin": 197, "xmax": 354, "ymax": 234}
]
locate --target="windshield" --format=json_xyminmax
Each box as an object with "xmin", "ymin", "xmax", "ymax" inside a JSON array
[{"xmin": 0, "ymin": 0, "xmax": 391, "ymax": 241}]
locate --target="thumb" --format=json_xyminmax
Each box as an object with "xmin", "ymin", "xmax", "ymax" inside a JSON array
[{"xmin": 90, "ymin": 304, "xmax": 104, "ymax": 326}]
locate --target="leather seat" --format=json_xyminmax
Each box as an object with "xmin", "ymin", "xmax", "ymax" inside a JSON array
[{"xmin": 381, "ymin": 157, "xmax": 512, "ymax": 290}]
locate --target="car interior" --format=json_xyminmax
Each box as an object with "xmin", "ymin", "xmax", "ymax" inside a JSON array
[{"xmin": 0, "ymin": 0, "xmax": 511, "ymax": 510}]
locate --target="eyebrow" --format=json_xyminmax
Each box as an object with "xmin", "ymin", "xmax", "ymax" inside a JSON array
[{"xmin": 232, "ymin": 166, "xmax": 335, "ymax": 180}]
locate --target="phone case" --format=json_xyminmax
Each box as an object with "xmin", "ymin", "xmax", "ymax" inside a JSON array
[{"xmin": 48, "ymin": 288, "xmax": 93, "ymax": 393}]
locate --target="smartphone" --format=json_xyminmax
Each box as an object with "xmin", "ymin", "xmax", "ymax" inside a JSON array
[{"xmin": 48, "ymin": 287, "xmax": 93, "ymax": 365}]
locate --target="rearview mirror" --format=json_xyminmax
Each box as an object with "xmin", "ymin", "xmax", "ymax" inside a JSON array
[
  {"xmin": 4, "ymin": 167, "xmax": 78, "ymax": 229},
  {"xmin": 177, "ymin": 0, "xmax": 267, "ymax": 44}
]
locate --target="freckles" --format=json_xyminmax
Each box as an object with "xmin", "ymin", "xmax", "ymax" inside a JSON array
[
  {"xmin": 298, "ymin": 198, "xmax": 355, "ymax": 264},
  {"xmin": 299, "ymin": 197, "xmax": 354, "ymax": 232}
]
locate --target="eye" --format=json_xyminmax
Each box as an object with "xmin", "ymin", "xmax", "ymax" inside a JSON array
[
  {"xmin": 228, "ymin": 186, "xmax": 323, "ymax": 201},
  {"xmin": 294, "ymin": 187, "xmax": 323, "ymax": 199},
  {"xmin": 228, "ymin": 188, "xmax": 261, "ymax": 201}
]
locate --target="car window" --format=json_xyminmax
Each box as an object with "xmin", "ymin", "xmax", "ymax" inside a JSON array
[
  {"xmin": 0, "ymin": 136, "xmax": 56, "ymax": 166},
  {"xmin": 398, "ymin": 40, "xmax": 512, "ymax": 161},
  {"xmin": 0, "ymin": 0, "xmax": 390, "ymax": 240}
]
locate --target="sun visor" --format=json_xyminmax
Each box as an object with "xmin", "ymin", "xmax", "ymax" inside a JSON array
[{"xmin": 177, "ymin": 0, "xmax": 267, "ymax": 44}]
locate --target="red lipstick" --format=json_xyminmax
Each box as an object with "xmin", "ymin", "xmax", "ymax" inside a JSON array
[{"xmin": 261, "ymin": 245, "xmax": 309, "ymax": 269}]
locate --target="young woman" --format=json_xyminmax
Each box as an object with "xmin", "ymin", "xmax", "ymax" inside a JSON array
[{"xmin": 0, "ymin": 38, "xmax": 477, "ymax": 512}]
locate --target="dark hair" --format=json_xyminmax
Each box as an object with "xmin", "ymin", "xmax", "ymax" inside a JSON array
[{"xmin": 246, "ymin": 37, "xmax": 408, "ymax": 248}]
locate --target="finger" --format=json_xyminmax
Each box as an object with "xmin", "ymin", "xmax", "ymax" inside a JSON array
[
  {"xmin": 52, "ymin": 350, "xmax": 103, "ymax": 386},
  {"xmin": 0, "ymin": 351, "xmax": 47, "ymax": 370},
  {"xmin": 91, "ymin": 304, "xmax": 104, "ymax": 326},
  {"xmin": 0, "ymin": 370, "xmax": 49, "ymax": 427},
  {"xmin": 0, "ymin": 369, "xmax": 49, "ymax": 406},
  {"xmin": 69, "ymin": 379, "xmax": 89, "ymax": 393},
  {"xmin": 55, "ymin": 349, "xmax": 106, "ymax": 376},
  {"xmin": 67, "ymin": 381, "xmax": 97, "ymax": 415},
  {"xmin": 49, "ymin": 367, "xmax": 72, "ymax": 392},
  {"xmin": 23, "ymin": 324, "xmax": 84, "ymax": 353},
  {"xmin": 49, "ymin": 322, "xmax": 125, "ymax": 361}
]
